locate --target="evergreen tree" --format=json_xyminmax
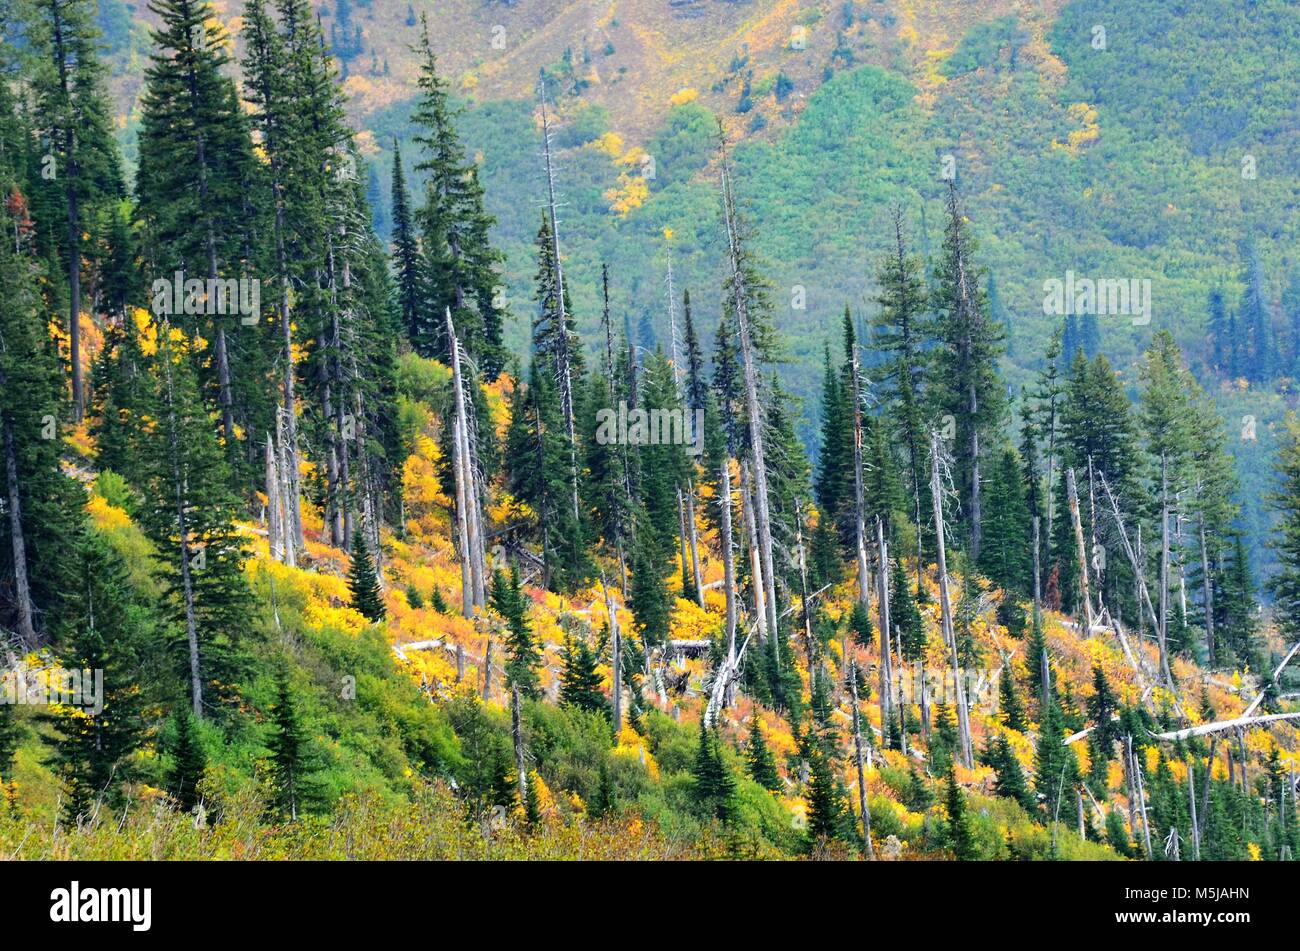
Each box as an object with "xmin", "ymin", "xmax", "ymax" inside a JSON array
[
  {"xmin": 892, "ymin": 557, "xmax": 926, "ymax": 664},
  {"xmin": 627, "ymin": 527, "xmax": 671, "ymax": 649},
  {"xmin": 560, "ymin": 631, "xmax": 604, "ymax": 714},
  {"xmin": 691, "ymin": 721, "xmax": 736, "ymax": 824},
  {"xmin": 745, "ymin": 715, "xmax": 782, "ymax": 792},
  {"xmin": 801, "ymin": 725, "xmax": 849, "ymax": 844},
  {"xmin": 998, "ymin": 668, "xmax": 1027, "ymax": 732},
  {"xmin": 28, "ymin": 0, "xmax": 125, "ymax": 421},
  {"xmin": 46, "ymin": 528, "xmax": 148, "ymax": 822},
  {"xmin": 265, "ymin": 664, "xmax": 318, "ymax": 820},
  {"xmin": 0, "ymin": 175, "xmax": 80, "ymax": 646},
  {"xmin": 135, "ymin": 0, "xmax": 263, "ymax": 449},
  {"xmin": 135, "ymin": 324, "xmax": 250, "ymax": 718},
  {"xmin": 930, "ymin": 184, "xmax": 1005, "ymax": 559},
  {"xmin": 166, "ymin": 709, "xmax": 207, "ymax": 813},
  {"xmin": 490, "ymin": 566, "xmax": 541, "ymax": 697},
  {"xmin": 347, "ymin": 528, "xmax": 386, "ymax": 622},
  {"xmin": 389, "ymin": 140, "xmax": 422, "ymax": 343},
  {"xmin": 944, "ymin": 771, "xmax": 978, "ymax": 859},
  {"xmin": 409, "ymin": 17, "xmax": 506, "ymax": 377},
  {"xmin": 872, "ymin": 210, "xmax": 931, "ymax": 566},
  {"xmin": 988, "ymin": 734, "xmax": 1034, "ymax": 811},
  {"xmin": 978, "ymin": 446, "xmax": 1032, "ymax": 595},
  {"xmin": 1034, "ymin": 690, "xmax": 1079, "ymax": 822}
]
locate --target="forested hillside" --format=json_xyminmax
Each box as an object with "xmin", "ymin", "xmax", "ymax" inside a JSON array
[{"xmin": 0, "ymin": 0, "xmax": 1297, "ymax": 862}]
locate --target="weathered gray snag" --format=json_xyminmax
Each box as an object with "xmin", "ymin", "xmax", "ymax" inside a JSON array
[
  {"xmin": 721, "ymin": 145, "xmax": 779, "ymax": 644},
  {"xmin": 1065, "ymin": 468, "xmax": 1094, "ymax": 632},
  {"xmin": 849, "ymin": 658, "xmax": 875, "ymax": 859},
  {"xmin": 929, "ymin": 432, "xmax": 972, "ymax": 769}
]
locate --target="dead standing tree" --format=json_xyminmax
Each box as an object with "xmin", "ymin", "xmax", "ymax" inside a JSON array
[{"xmin": 930, "ymin": 431, "xmax": 973, "ymax": 769}]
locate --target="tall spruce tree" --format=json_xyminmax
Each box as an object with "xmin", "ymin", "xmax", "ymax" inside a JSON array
[
  {"xmin": 135, "ymin": 323, "xmax": 250, "ymax": 718},
  {"xmin": 28, "ymin": 0, "xmax": 124, "ymax": 421}
]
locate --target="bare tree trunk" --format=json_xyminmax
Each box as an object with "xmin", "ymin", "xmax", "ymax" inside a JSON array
[
  {"xmin": 2, "ymin": 421, "xmax": 36, "ymax": 647},
  {"xmin": 1199, "ymin": 517, "xmax": 1216, "ymax": 667},
  {"xmin": 931, "ymin": 433, "xmax": 972, "ymax": 768},
  {"xmin": 740, "ymin": 460, "xmax": 768, "ymax": 643},
  {"xmin": 447, "ymin": 309, "xmax": 486, "ymax": 611},
  {"xmin": 685, "ymin": 481, "xmax": 704, "ymax": 607},
  {"xmin": 511, "ymin": 685, "xmax": 528, "ymax": 815},
  {"xmin": 1066, "ymin": 468, "xmax": 1094, "ymax": 631},
  {"xmin": 537, "ymin": 84, "xmax": 581, "ymax": 525},
  {"xmin": 1158, "ymin": 453, "xmax": 1172, "ymax": 686},
  {"xmin": 1032, "ymin": 515, "xmax": 1041, "ymax": 612},
  {"xmin": 721, "ymin": 153, "xmax": 779, "ymax": 644},
  {"xmin": 874, "ymin": 516, "xmax": 893, "ymax": 741},
  {"xmin": 601, "ymin": 573, "xmax": 622, "ymax": 733},
  {"xmin": 849, "ymin": 658, "xmax": 875, "ymax": 859},
  {"xmin": 162, "ymin": 353, "xmax": 204, "ymax": 719},
  {"xmin": 718, "ymin": 456, "xmax": 738, "ymax": 705}
]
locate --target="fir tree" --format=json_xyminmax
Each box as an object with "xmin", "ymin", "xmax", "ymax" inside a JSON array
[
  {"xmin": 998, "ymin": 668, "xmax": 1027, "ymax": 732},
  {"xmin": 166, "ymin": 709, "xmax": 208, "ymax": 813},
  {"xmin": 265, "ymin": 663, "xmax": 318, "ymax": 821},
  {"xmin": 691, "ymin": 721, "xmax": 736, "ymax": 824},
  {"xmin": 745, "ymin": 715, "xmax": 782, "ymax": 792},
  {"xmin": 560, "ymin": 631, "xmax": 605, "ymax": 714},
  {"xmin": 988, "ymin": 734, "xmax": 1034, "ymax": 811},
  {"xmin": 930, "ymin": 184, "xmax": 1005, "ymax": 560},
  {"xmin": 490, "ymin": 566, "xmax": 541, "ymax": 697},
  {"xmin": 408, "ymin": 17, "xmax": 507, "ymax": 376},
  {"xmin": 29, "ymin": 0, "xmax": 125, "ymax": 421},
  {"xmin": 46, "ymin": 528, "xmax": 148, "ymax": 822},
  {"xmin": 135, "ymin": 325, "xmax": 251, "ymax": 718},
  {"xmin": 944, "ymin": 771, "xmax": 978, "ymax": 859},
  {"xmin": 347, "ymin": 528, "xmax": 386, "ymax": 622}
]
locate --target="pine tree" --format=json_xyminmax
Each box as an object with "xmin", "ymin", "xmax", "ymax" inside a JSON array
[
  {"xmin": 1268, "ymin": 413, "xmax": 1300, "ymax": 672},
  {"xmin": 627, "ymin": 527, "xmax": 671, "ymax": 649},
  {"xmin": 892, "ymin": 557, "xmax": 926, "ymax": 665},
  {"xmin": 347, "ymin": 528, "xmax": 386, "ymax": 622},
  {"xmin": 560, "ymin": 631, "xmax": 604, "ymax": 714},
  {"xmin": 46, "ymin": 528, "xmax": 148, "ymax": 822},
  {"xmin": 265, "ymin": 663, "xmax": 317, "ymax": 820},
  {"xmin": 847, "ymin": 599, "xmax": 874, "ymax": 650},
  {"xmin": 801, "ymin": 725, "xmax": 849, "ymax": 844},
  {"xmin": 166, "ymin": 709, "xmax": 207, "ymax": 813},
  {"xmin": 490, "ymin": 566, "xmax": 541, "ymax": 697},
  {"xmin": 745, "ymin": 715, "xmax": 782, "ymax": 792}
]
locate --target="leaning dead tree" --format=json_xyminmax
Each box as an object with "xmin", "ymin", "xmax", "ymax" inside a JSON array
[
  {"xmin": 721, "ymin": 139, "xmax": 780, "ymax": 646},
  {"xmin": 1065, "ymin": 468, "xmax": 1094, "ymax": 633},
  {"xmin": 1149, "ymin": 710, "xmax": 1300, "ymax": 742},
  {"xmin": 930, "ymin": 431, "xmax": 973, "ymax": 769},
  {"xmin": 447, "ymin": 309, "xmax": 487, "ymax": 615}
]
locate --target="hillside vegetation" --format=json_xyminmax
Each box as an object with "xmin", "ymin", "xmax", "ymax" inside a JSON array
[{"xmin": 0, "ymin": 0, "xmax": 1297, "ymax": 862}]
